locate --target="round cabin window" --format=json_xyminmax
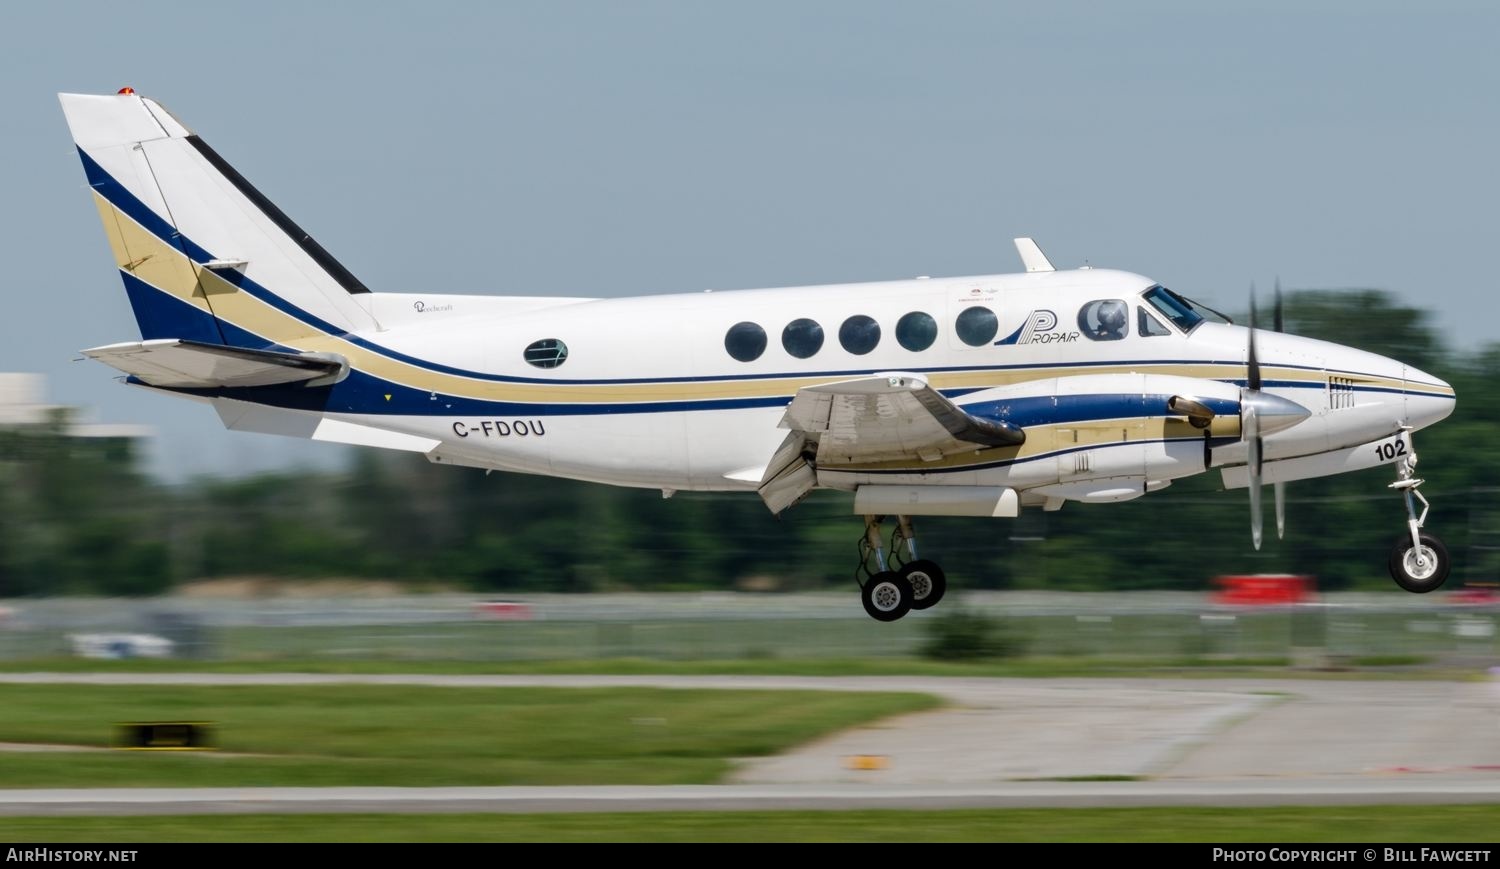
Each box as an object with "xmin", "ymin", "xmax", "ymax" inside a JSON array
[
  {"xmin": 895, "ymin": 311, "xmax": 937, "ymax": 351},
  {"xmin": 781, "ymin": 318, "xmax": 825, "ymax": 359},
  {"xmin": 838, "ymin": 315, "xmax": 881, "ymax": 355},
  {"xmin": 724, "ymin": 321, "xmax": 768, "ymax": 362}
]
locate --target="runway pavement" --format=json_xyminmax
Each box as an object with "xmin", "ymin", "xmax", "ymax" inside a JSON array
[{"xmin": 1, "ymin": 673, "xmax": 1497, "ymax": 814}]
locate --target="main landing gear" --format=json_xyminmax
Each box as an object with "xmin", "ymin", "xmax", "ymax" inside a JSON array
[
  {"xmin": 856, "ymin": 515, "xmax": 948, "ymax": 622},
  {"xmin": 1388, "ymin": 429, "xmax": 1451, "ymax": 593}
]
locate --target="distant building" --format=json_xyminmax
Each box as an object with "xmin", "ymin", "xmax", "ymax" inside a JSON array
[{"xmin": 0, "ymin": 373, "xmax": 152, "ymax": 439}]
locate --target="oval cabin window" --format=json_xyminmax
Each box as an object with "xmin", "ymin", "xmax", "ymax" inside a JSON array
[
  {"xmin": 1078, "ymin": 300, "xmax": 1129, "ymax": 341},
  {"xmin": 523, "ymin": 338, "xmax": 569, "ymax": 369}
]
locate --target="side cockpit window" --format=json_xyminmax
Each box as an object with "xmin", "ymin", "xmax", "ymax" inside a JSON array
[
  {"xmin": 1138, "ymin": 307, "xmax": 1172, "ymax": 337},
  {"xmin": 1142, "ymin": 285, "xmax": 1231, "ymax": 333},
  {"xmin": 1078, "ymin": 300, "xmax": 1129, "ymax": 341}
]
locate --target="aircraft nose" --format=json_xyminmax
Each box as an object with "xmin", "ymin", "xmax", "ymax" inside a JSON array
[{"xmin": 1403, "ymin": 364, "xmax": 1456, "ymax": 430}]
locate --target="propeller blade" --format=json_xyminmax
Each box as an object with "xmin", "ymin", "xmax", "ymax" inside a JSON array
[
  {"xmin": 1274, "ymin": 480, "xmax": 1286, "ymax": 540},
  {"xmin": 1245, "ymin": 400, "xmax": 1263, "ymax": 550},
  {"xmin": 1249, "ymin": 465, "xmax": 1263, "ymax": 550},
  {"xmin": 1273, "ymin": 277, "xmax": 1284, "ymax": 335},
  {"xmin": 1247, "ymin": 283, "xmax": 1261, "ymax": 392}
]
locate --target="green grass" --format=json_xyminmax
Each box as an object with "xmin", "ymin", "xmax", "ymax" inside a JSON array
[
  {"xmin": 0, "ymin": 654, "xmax": 1287, "ymax": 675},
  {"xmin": 1, "ymin": 806, "xmax": 1497, "ymax": 842},
  {"xmin": 0, "ymin": 685, "xmax": 937, "ymax": 788}
]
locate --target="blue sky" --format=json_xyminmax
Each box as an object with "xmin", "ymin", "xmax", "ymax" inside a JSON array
[{"xmin": 3, "ymin": 1, "xmax": 1494, "ymax": 478}]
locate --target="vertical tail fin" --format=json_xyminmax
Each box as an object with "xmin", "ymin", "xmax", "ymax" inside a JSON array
[{"xmin": 59, "ymin": 91, "xmax": 377, "ymax": 350}]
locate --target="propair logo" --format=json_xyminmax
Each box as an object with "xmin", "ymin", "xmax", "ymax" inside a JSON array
[{"xmin": 995, "ymin": 309, "xmax": 1077, "ymax": 345}]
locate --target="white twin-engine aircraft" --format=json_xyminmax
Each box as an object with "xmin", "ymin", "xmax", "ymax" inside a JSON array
[{"xmin": 60, "ymin": 90, "xmax": 1457, "ymax": 621}]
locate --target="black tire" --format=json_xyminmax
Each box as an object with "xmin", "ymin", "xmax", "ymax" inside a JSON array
[
  {"xmin": 861, "ymin": 571, "xmax": 914, "ymax": 622},
  {"xmin": 1388, "ymin": 531, "xmax": 1451, "ymax": 593},
  {"xmin": 901, "ymin": 560, "xmax": 947, "ymax": 610}
]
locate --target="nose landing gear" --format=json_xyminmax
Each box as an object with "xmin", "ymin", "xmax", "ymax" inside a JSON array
[
  {"xmin": 1387, "ymin": 430, "xmax": 1451, "ymax": 593},
  {"xmin": 856, "ymin": 515, "xmax": 949, "ymax": 621}
]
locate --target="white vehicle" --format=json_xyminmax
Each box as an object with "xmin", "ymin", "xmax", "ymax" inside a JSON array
[
  {"xmin": 69, "ymin": 633, "xmax": 174, "ymax": 660},
  {"xmin": 59, "ymin": 90, "xmax": 1457, "ymax": 621}
]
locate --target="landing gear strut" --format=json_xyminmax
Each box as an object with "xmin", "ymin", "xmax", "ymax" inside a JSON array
[
  {"xmin": 855, "ymin": 515, "xmax": 948, "ymax": 621},
  {"xmin": 1387, "ymin": 429, "xmax": 1451, "ymax": 593}
]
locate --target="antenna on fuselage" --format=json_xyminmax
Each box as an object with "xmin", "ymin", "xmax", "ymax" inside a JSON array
[{"xmin": 1013, "ymin": 238, "xmax": 1055, "ymax": 273}]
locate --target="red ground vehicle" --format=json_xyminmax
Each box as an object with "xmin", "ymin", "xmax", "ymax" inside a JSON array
[
  {"xmin": 472, "ymin": 601, "xmax": 535, "ymax": 620},
  {"xmin": 1447, "ymin": 586, "xmax": 1500, "ymax": 605},
  {"xmin": 1211, "ymin": 574, "xmax": 1317, "ymax": 606}
]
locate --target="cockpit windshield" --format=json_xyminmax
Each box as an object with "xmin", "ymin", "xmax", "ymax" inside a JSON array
[{"xmin": 1141, "ymin": 286, "xmax": 1233, "ymax": 333}]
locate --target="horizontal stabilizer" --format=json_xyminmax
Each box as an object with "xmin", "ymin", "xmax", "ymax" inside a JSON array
[{"xmin": 82, "ymin": 339, "xmax": 347, "ymax": 388}]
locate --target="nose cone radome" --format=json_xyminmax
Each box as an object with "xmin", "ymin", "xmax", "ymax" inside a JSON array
[{"xmin": 1404, "ymin": 364, "xmax": 1456, "ymax": 430}]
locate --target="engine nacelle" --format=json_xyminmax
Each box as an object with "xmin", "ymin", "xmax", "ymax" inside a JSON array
[
  {"xmin": 953, "ymin": 372, "xmax": 1244, "ymax": 486},
  {"xmin": 820, "ymin": 372, "xmax": 1289, "ymax": 509}
]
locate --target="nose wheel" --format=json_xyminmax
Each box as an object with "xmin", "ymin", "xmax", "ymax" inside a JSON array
[
  {"xmin": 1387, "ymin": 430, "xmax": 1451, "ymax": 593},
  {"xmin": 855, "ymin": 515, "xmax": 948, "ymax": 621},
  {"xmin": 1389, "ymin": 532, "xmax": 1450, "ymax": 593}
]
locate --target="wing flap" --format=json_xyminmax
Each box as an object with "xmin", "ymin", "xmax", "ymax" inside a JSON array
[
  {"xmin": 82, "ymin": 338, "xmax": 347, "ymax": 388},
  {"xmin": 756, "ymin": 432, "xmax": 817, "ymax": 513}
]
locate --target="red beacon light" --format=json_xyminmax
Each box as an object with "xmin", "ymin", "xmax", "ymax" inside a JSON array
[{"xmin": 117, "ymin": 87, "xmax": 135, "ymax": 95}]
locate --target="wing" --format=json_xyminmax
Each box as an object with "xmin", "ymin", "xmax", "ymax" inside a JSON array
[
  {"xmin": 784, "ymin": 373, "xmax": 1024, "ymax": 464},
  {"xmin": 757, "ymin": 373, "xmax": 1024, "ymax": 513},
  {"xmin": 82, "ymin": 339, "xmax": 347, "ymax": 388}
]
